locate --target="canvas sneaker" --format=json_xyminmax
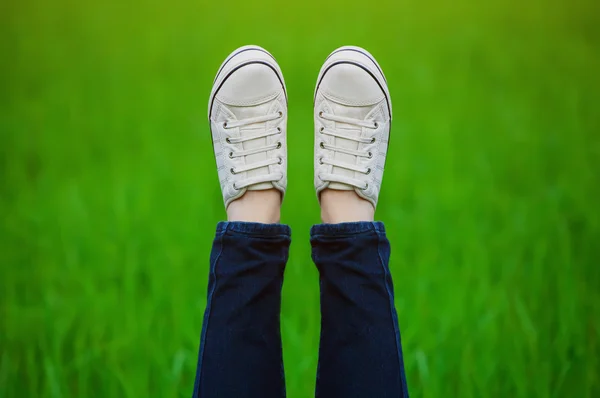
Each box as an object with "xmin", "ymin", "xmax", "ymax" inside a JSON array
[
  {"xmin": 314, "ymin": 46, "xmax": 392, "ymax": 208},
  {"xmin": 208, "ymin": 45, "xmax": 287, "ymax": 208}
]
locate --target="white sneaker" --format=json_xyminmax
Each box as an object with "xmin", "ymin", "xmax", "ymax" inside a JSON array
[
  {"xmin": 314, "ymin": 46, "xmax": 392, "ymax": 208},
  {"xmin": 208, "ymin": 45, "xmax": 288, "ymax": 208}
]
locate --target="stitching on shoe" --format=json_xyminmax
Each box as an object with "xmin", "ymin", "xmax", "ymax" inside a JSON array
[
  {"xmin": 216, "ymin": 91, "xmax": 280, "ymax": 107},
  {"xmin": 320, "ymin": 90, "xmax": 385, "ymax": 107}
]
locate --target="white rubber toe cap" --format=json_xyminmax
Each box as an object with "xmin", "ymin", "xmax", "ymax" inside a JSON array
[
  {"xmin": 216, "ymin": 63, "xmax": 283, "ymax": 107},
  {"xmin": 318, "ymin": 63, "xmax": 386, "ymax": 107}
]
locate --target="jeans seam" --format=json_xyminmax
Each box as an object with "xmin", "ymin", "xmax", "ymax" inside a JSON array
[
  {"xmin": 315, "ymin": 276, "xmax": 324, "ymax": 398},
  {"xmin": 375, "ymin": 227, "xmax": 406, "ymax": 398},
  {"xmin": 194, "ymin": 230, "xmax": 225, "ymax": 397},
  {"xmin": 279, "ymin": 243, "xmax": 288, "ymax": 398}
]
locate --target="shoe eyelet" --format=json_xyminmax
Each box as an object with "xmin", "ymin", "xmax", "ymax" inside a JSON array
[
  {"xmin": 373, "ymin": 122, "xmax": 379, "ymax": 128},
  {"xmin": 276, "ymin": 142, "xmax": 282, "ymax": 149},
  {"xmin": 278, "ymin": 157, "xmax": 283, "ymax": 165},
  {"xmin": 363, "ymin": 183, "xmax": 369, "ymax": 190},
  {"xmin": 370, "ymin": 137, "xmax": 376, "ymax": 144},
  {"xmin": 225, "ymin": 137, "xmax": 231, "ymax": 144},
  {"xmin": 223, "ymin": 122, "xmax": 228, "ymax": 128},
  {"xmin": 319, "ymin": 157, "xmax": 324, "ymax": 165},
  {"xmin": 368, "ymin": 151, "xmax": 373, "ymax": 158},
  {"xmin": 278, "ymin": 111, "xmax": 283, "ymax": 118},
  {"xmin": 277, "ymin": 127, "xmax": 282, "ymax": 133},
  {"xmin": 320, "ymin": 127, "xmax": 324, "ymax": 133},
  {"xmin": 319, "ymin": 111, "xmax": 324, "ymax": 118},
  {"xmin": 366, "ymin": 168, "xmax": 371, "ymax": 175},
  {"xmin": 320, "ymin": 142, "xmax": 325, "ymax": 149},
  {"xmin": 233, "ymin": 183, "xmax": 238, "ymax": 190},
  {"xmin": 230, "ymin": 167, "xmax": 235, "ymax": 174},
  {"xmin": 229, "ymin": 152, "xmax": 233, "ymax": 158}
]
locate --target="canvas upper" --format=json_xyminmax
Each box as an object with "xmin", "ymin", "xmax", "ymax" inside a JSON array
[
  {"xmin": 314, "ymin": 46, "xmax": 392, "ymax": 208},
  {"xmin": 208, "ymin": 46, "xmax": 288, "ymax": 208}
]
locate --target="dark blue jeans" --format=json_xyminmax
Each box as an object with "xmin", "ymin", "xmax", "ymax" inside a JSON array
[{"xmin": 192, "ymin": 222, "xmax": 409, "ymax": 398}]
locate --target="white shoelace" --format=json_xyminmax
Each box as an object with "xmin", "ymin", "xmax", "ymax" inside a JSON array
[
  {"xmin": 224, "ymin": 112, "xmax": 283, "ymax": 190},
  {"xmin": 318, "ymin": 112, "xmax": 378, "ymax": 190}
]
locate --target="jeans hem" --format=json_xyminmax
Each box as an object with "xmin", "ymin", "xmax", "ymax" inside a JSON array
[
  {"xmin": 216, "ymin": 221, "xmax": 291, "ymax": 236},
  {"xmin": 310, "ymin": 221, "xmax": 385, "ymax": 236}
]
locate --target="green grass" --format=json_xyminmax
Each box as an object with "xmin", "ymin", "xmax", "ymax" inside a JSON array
[{"xmin": 1, "ymin": 0, "xmax": 599, "ymax": 396}]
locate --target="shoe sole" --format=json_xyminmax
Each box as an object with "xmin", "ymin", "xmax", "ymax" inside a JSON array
[
  {"xmin": 314, "ymin": 46, "xmax": 392, "ymax": 119},
  {"xmin": 208, "ymin": 45, "xmax": 287, "ymax": 119}
]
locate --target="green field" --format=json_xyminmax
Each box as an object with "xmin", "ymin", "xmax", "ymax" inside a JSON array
[{"xmin": 1, "ymin": 0, "xmax": 599, "ymax": 396}]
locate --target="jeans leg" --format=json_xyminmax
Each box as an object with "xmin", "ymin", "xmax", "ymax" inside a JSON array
[
  {"xmin": 192, "ymin": 222, "xmax": 290, "ymax": 398},
  {"xmin": 311, "ymin": 222, "xmax": 409, "ymax": 398}
]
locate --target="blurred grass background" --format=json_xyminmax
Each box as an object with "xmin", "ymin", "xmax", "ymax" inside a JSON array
[{"xmin": 1, "ymin": 0, "xmax": 600, "ymax": 396}]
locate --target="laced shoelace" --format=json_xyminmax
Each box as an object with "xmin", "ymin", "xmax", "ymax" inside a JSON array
[
  {"xmin": 318, "ymin": 112, "xmax": 378, "ymax": 190},
  {"xmin": 224, "ymin": 112, "xmax": 283, "ymax": 190}
]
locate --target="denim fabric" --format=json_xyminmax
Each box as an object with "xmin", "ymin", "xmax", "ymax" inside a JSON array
[
  {"xmin": 192, "ymin": 222, "xmax": 290, "ymax": 398},
  {"xmin": 311, "ymin": 222, "xmax": 409, "ymax": 398},
  {"xmin": 193, "ymin": 221, "xmax": 408, "ymax": 398}
]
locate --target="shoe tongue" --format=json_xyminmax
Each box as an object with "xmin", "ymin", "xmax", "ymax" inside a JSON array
[
  {"xmin": 229, "ymin": 104, "xmax": 274, "ymax": 191},
  {"xmin": 328, "ymin": 103, "xmax": 372, "ymax": 191}
]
